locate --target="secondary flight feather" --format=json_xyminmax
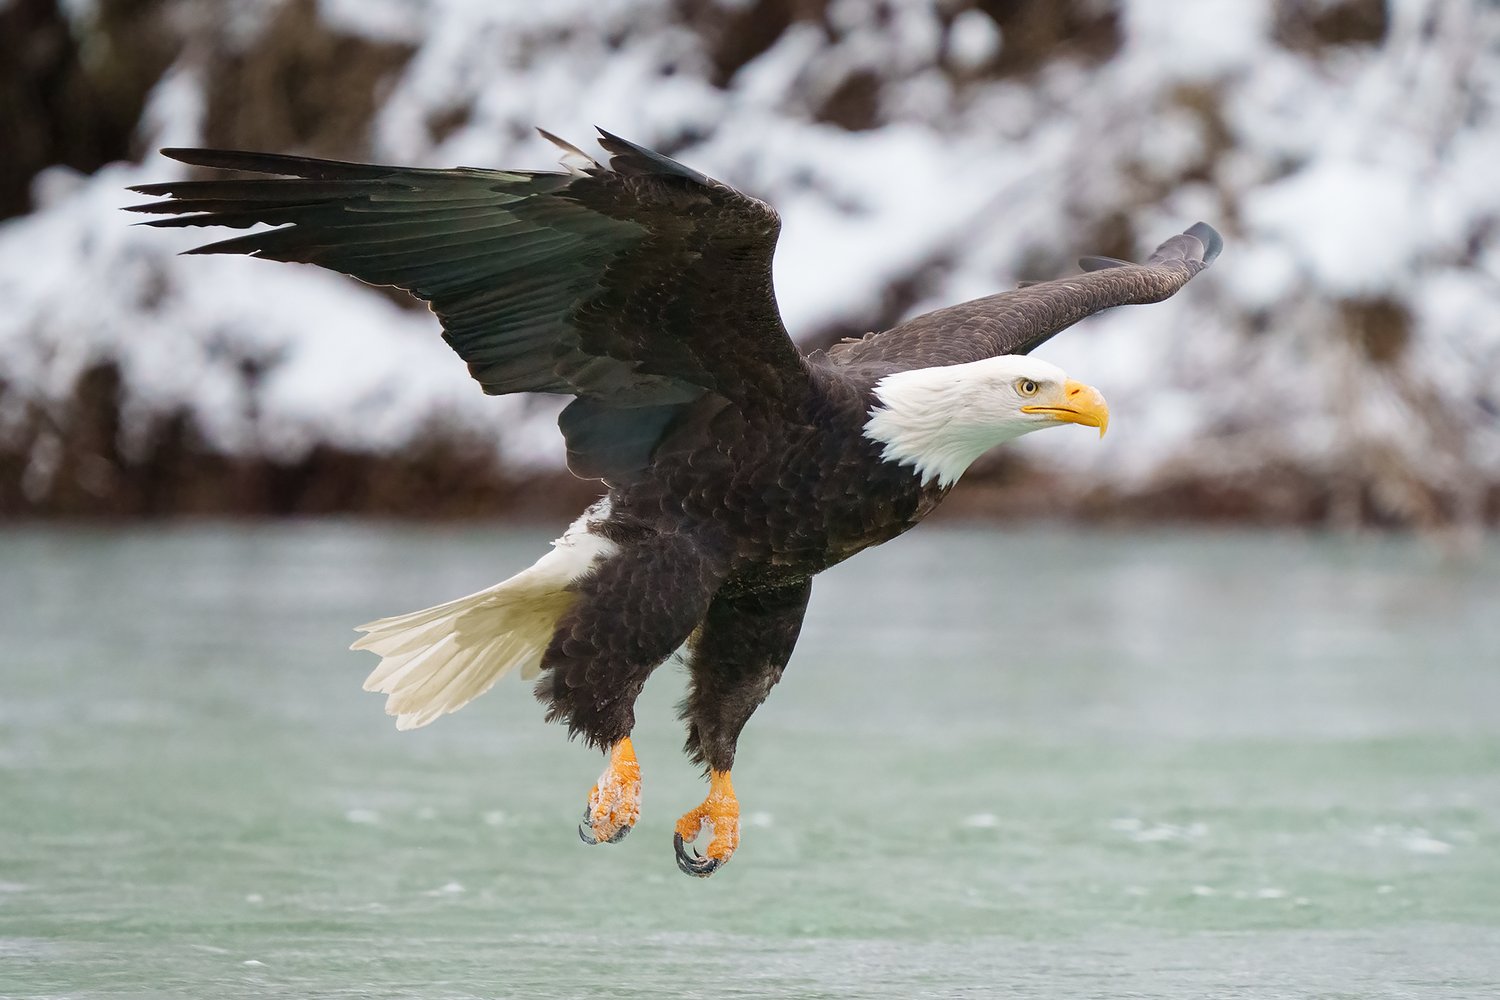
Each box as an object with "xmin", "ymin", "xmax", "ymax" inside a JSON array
[{"xmin": 127, "ymin": 129, "xmax": 1221, "ymax": 877}]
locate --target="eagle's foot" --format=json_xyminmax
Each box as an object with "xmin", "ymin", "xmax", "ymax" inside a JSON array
[
  {"xmin": 578, "ymin": 738, "xmax": 641, "ymax": 846},
  {"xmin": 673, "ymin": 769, "xmax": 739, "ymax": 877}
]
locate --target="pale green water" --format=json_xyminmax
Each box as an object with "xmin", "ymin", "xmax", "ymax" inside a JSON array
[{"xmin": 2, "ymin": 524, "xmax": 1498, "ymax": 999}]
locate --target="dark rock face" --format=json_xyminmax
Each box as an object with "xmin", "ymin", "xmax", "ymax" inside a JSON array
[
  {"xmin": 0, "ymin": 0, "xmax": 414, "ymax": 222},
  {"xmin": 0, "ymin": 0, "xmax": 175, "ymax": 220},
  {"xmin": 200, "ymin": 0, "xmax": 416, "ymax": 160},
  {"xmin": 0, "ymin": 360, "xmax": 600, "ymax": 519}
]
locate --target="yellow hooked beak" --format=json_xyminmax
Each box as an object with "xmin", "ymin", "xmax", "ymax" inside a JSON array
[{"xmin": 1021, "ymin": 379, "xmax": 1110, "ymax": 438}]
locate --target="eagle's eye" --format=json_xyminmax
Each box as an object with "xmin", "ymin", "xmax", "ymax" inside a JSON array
[{"xmin": 1017, "ymin": 378, "xmax": 1040, "ymax": 397}]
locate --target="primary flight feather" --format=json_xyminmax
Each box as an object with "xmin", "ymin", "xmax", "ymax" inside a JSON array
[{"xmin": 127, "ymin": 129, "xmax": 1221, "ymax": 876}]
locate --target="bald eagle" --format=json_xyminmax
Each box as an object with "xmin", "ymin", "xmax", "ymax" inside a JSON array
[{"xmin": 127, "ymin": 129, "xmax": 1221, "ymax": 877}]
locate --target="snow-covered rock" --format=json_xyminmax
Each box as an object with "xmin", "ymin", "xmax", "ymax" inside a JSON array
[{"xmin": 1, "ymin": 0, "xmax": 1496, "ymax": 524}]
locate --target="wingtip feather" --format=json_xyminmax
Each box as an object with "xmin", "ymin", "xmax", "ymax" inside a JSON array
[
  {"xmin": 1077, "ymin": 254, "xmax": 1132, "ymax": 273},
  {"xmin": 537, "ymin": 127, "xmax": 600, "ymax": 175},
  {"xmin": 591, "ymin": 128, "xmax": 712, "ymax": 185},
  {"xmin": 1184, "ymin": 222, "xmax": 1224, "ymax": 265}
]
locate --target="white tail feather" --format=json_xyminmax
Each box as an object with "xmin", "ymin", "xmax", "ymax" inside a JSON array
[{"xmin": 352, "ymin": 502, "xmax": 617, "ymax": 730}]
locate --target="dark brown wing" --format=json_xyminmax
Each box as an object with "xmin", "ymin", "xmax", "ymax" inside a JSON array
[
  {"xmin": 124, "ymin": 129, "xmax": 807, "ymax": 482},
  {"xmin": 826, "ymin": 223, "xmax": 1223, "ymax": 371}
]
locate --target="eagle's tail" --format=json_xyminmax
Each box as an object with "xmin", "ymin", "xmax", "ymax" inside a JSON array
[
  {"xmin": 352, "ymin": 579, "xmax": 568, "ymax": 731},
  {"xmin": 352, "ymin": 502, "xmax": 617, "ymax": 730}
]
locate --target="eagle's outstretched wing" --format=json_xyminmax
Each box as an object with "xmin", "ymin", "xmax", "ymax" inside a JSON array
[
  {"xmin": 825, "ymin": 223, "xmax": 1223, "ymax": 371},
  {"xmin": 125, "ymin": 130, "xmax": 807, "ymax": 482}
]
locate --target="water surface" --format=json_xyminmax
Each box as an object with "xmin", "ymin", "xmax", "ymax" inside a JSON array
[{"xmin": 2, "ymin": 524, "xmax": 1498, "ymax": 998}]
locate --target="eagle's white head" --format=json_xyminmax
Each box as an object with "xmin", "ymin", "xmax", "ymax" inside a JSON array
[{"xmin": 862, "ymin": 355, "xmax": 1110, "ymax": 488}]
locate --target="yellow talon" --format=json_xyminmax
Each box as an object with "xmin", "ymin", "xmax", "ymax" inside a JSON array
[
  {"xmin": 674, "ymin": 769, "xmax": 740, "ymax": 876},
  {"xmin": 580, "ymin": 738, "xmax": 641, "ymax": 845}
]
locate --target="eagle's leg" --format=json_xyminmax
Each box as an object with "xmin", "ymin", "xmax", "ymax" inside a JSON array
[
  {"xmin": 578, "ymin": 737, "xmax": 641, "ymax": 844},
  {"xmin": 537, "ymin": 532, "xmax": 724, "ymax": 847},
  {"xmin": 674, "ymin": 578, "xmax": 812, "ymax": 877}
]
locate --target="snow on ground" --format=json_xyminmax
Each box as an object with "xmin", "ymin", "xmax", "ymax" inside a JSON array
[{"xmin": 2, "ymin": 0, "xmax": 1497, "ymax": 511}]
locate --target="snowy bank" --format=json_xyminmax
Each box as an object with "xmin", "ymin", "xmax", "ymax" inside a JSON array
[{"xmin": 1, "ymin": 0, "xmax": 1496, "ymax": 526}]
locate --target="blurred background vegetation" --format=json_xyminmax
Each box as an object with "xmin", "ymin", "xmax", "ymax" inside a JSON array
[{"xmin": 0, "ymin": 0, "xmax": 1495, "ymax": 527}]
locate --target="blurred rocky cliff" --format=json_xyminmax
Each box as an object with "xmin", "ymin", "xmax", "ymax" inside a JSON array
[{"xmin": 1, "ymin": 0, "xmax": 1496, "ymax": 526}]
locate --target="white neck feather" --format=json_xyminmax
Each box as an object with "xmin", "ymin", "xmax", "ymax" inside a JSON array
[{"xmin": 862, "ymin": 363, "xmax": 1034, "ymax": 488}]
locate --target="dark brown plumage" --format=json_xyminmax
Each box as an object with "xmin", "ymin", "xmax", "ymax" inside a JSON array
[{"xmin": 126, "ymin": 129, "xmax": 1221, "ymax": 876}]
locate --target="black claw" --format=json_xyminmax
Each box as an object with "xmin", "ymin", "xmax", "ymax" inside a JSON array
[
  {"xmin": 579, "ymin": 803, "xmax": 632, "ymax": 846},
  {"xmin": 578, "ymin": 805, "xmax": 599, "ymax": 845},
  {"xmin": 673, "ymin": 831, "xmax": 721, "ymax": 877}
]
